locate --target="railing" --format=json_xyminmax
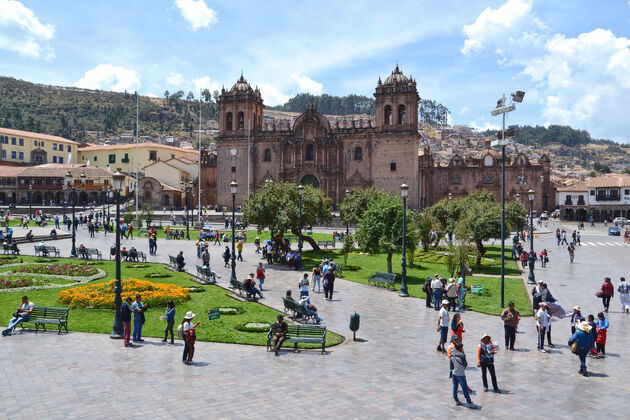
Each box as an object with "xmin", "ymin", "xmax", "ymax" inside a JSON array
[
  {"xmin": 564, "ymin": 200, "xmax": 573, "ymax": 206},
  {"xmin": 577, "ymin": 200, "xmax": 585, "ymax": 206},
  {"xmin": 595, "ymin": 196, "xmax": 620, "ymax": 201}
]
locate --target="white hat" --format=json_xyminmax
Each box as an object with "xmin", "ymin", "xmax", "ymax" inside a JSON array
[
  {"xmin": 573, "ymin": 305, "xmax": 581, "ymax": 311},
  {"xmin": 442, "ymin": 300, "xmax": 449, "ymax": 305},
  {"xmin": 184, "ymin": 311, "xmax": 195, "ymax": 319}
]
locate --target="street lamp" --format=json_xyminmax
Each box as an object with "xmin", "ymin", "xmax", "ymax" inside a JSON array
[
  {"xmin": 62, "ymin": 182, "xmax": 67, "ymax": 221},
  {"xmin": 448, "ymin": 192, "xmax": 453, "ymax": 201},
  {"xmin": 230, "ymin": 181, "xmax": 238, "ymax": 285},
  {"xmin": 186, "ymin": 181, "xmax": 193, "ymax": 240},
  {"xmin": 28, "ymin": 184, "xmax": 32, "ymax": 219},
  {"xmin": 65, "ymin": 171, "xmax": 85, "ymax": 257},
  {"xmin": 298, "ymin": 184, "xmax": 304, "ymax": 258},
  {"xmin": 101, "ymin": 185, "xmax": 106, "ymax": 222},
  {"xmin": 110, "ymin": 171, "xmax": 126, "ymax": 339},
  {"xmin": 528, "ymin": 189, "xmax": 536, "ymax": 284},
  {"xmin": 345, "ymin": 189, "xmax": 350, "ymax": 236},
  {"xmin": 400, "ymin": 183, "xmax": 409, "ymax": 297},
  {"xmin": 491, "ymin": 90, "xmax": 525, "ymax": 308}
]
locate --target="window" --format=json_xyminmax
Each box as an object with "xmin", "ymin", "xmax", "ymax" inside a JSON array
[
  {"xmin": 305, "ymin": 144, "xmax": 314, "ymax": 161},
  {"xmin": 625, "ymin": 189, "xmax": 629, "ymax": 195},
  {"xmin": 122, "ymin": 153, "xmax": 129, "ymax": 162},
  {"xmin": 67, "ymin": 145, "xmax": 71, "ymax": 152},
  {"xmin": 59, "ymin": 156, "xmax": 63, "ymax": 164},
  {"xmin": 226, "ymin": 112, "xmax": 233, "ymax": 131},
  {"xmin": 483, "ymin": 155, "xmax": 494, "ymax": 167},
  {"xmin": 53, "ymin": 156, "xmax": 57, "ymax": 163},
  {"xmin": 231, "ymin": 166, "xmax": 236, "ymax": 173},
  {"xmin": 41, "ymin": 141, "xmax": 44, "ymax": 146},
  {"xmin": 94, "ymin": 156, "xmax": 97, "ymax": 161},
  {"xmin": 163, "ymin": 195, "xmax": 170, "ymax": 206},
  {"xmin": 384, "ymin": 105, "xmax": 392, "ymax": 125},
  {"xmin": 59, "ymin": 144, "xmax": 63, "ymax": 151},
  {"xmin": 33, "ymin": 140, "xmax": 37, "ymax": 146},
  {"xmin": 53, "ymin": 143, "xmax": 57, "ymax": 150},
  {"xmin": 397, "ymin": 105, "xmax": 406, "ymax": 124},
  {"xmin": 11, "ymin": 137, "xmax": 16, "ymax": 145},
  {"xmin": 109, "ymin": 154, "xmax": 116, "ymax": 164},
  {"xmin": 18, "ymin": 152, "xmax": 23, "ymax": 160},
  {"xmin": 238, "ymin": 112, "xmax": 245, "ymax": 130},
  {"xmin": 590, "ymin": 190, "xmax": 595, "ymax": 195},
  {"xmin": 19, "ymin": 138, "xmax": 23, "ymax": 146},
  {"xmin": 485, "ymin": 175, "xmax": 492, "ymax": 184},
  {"xmin": 453, "ymin": 175, "xmax": 461, "ymax": 185},
  {"xmin": 390, "ymin": 162, "xmax": 397, "ymax": 171},
  {"xmin": 263, "ymin": 148, "xmax": 272, "ymax": 162},
  {"xmin": 1, "ymin": 150, "xmax": 6, "ymax": 158},
  {"xmin": 149, "ymin": 150, "xmax": 157, "ymax": 161},
  {"xmin": 354, "ymin": 146, "xmax": 363, "ymax": 161},
  {"xmin": 11, "ymin": 151, "xmax": 16, "ymax": 159},
  {"xmin": 145, "ymin": 191, "xmax": 151, "ymax": 200}
]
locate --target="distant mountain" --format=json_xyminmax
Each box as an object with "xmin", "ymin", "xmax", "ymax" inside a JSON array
[{"xmin": 482, "ymin": 124, "xmax": 622, "ymax": 147}]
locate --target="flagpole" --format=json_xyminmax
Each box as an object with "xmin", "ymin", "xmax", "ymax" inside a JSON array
[
  {"xmin": 198, "ymin": 90, "xmax": 202, "ymax": 223},
  {"xmin": 135, "ymin": 92, "xmax": 139, "ymax": 219}
]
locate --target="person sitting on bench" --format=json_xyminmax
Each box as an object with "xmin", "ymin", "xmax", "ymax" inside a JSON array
[
  {"xmin": 37, "ymin": 241, "xmax": 48, "ymax": 256},
  {"xmin": 176, "ymin": 251, "xmax": 185, "ymax": 271},
  {"xmin": 129, "ymin": 246, "xmax": 138, "ymax": 262},
  {"xmin": 299, "ymin": 295, "xmax": 323, "ymax": 324},
  {"xmin": 244, "ymin": 273, "xmax": 263, "ymax": 299},
  {"xmin": 25, "ymin": 230, "xmax": 34, "ymax": 241},
  {"xmin": 2, "ymin": 295, "xmax": 34, "ymax": 336},
  {"xmin": 121, "ymin": 247, "xmax": 129, "ymax": 261},
  {"xmin": 201, "ymin": 264, "xmax": 220, "ymax": 279},
  {"xmin": 9, "ymin": 239, "xmax": 19, "ymax": 254}
]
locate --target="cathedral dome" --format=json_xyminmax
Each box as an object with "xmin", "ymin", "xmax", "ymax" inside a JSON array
[
  {"xmin": 230, "ymin": 73, "xmax": 254, "ymax": 94},
  {"xmin": 383, "ymin": 65, "xmax": 409, "ymax": 85}
]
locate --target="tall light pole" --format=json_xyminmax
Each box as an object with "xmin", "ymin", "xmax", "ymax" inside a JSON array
[
  {"xmin": 187, "ymin": 181, "xmax": 193, "ymax": 240},
  {"xmin": 101, "ymin": 185, "xmax": 106, "ymax": 222},
  {"xmin": 298, "ymin": 184, "xmax": 304, "ymax": 257},
  {"xmin": 230, "ymin": 181, "xmax": 238, "ymax": 285},
  {"xmin": 28, "ymin": 184, "xmax": 32, "ymax": 219},
  {"xmin": 400, "ymin": 183, "xmax": 409, "ymax": 297},
  {"xmin": 66, "ymin": 171, "xmax": 86, "ymax": 257},
  {"xmin": 62, "ymin": 182, "xmax": 67, "ymax": 221},
  {"xmin": 110, "ymin": 171, "xmax": 126, "ymax": 339},
  {"xmin": 345, "ymin": 189, "xmax": 350, "ymax": 236},
  {"xmin": 528, "ymin": 189, "xmax": 536, "ymax": 284},
  {"xmin": 491, "ymin": 90, "xmax": 525, "ymax": 309}
]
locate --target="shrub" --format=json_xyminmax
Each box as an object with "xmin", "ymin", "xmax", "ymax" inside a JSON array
[{"xmin": 0, "ymin": 277, "xmax": 49, "ymax": 289}]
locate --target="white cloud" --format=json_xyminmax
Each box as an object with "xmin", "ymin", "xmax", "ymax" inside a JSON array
[
  {"xmin": 469, "ymin": 119, "xmax": 500, "ymax": 132},
  {"xmin": 167, "ymin": 72, "xmax": 183, "ymax": 85},
  {"xmin": 255, "ymin": 82, "xmax": 291, "ymax": 106},
  {"xmin": 290, "ymin": 74, "xmax": 323, "ymax": 95},
  {"xmin": 145, "ymin": 93, "xmax": 158, "ymax": 98},
  {"xmin": 74, "ymin": 64, "xmax": 141, "ymax": 92},
  {"xmin": 192, "ymin": 76, "xmax": 220, "ymax": 94},
  {"xmin": 0, "ymin": 0, "xmax": 54, "ymax": 58},
  {"xmin": 174, "ymin": 0, "xmax": 217, "ymax": 31},
  {"xmin": 458, "ymin": 106, "xmax": 470, "ymax": 115}
]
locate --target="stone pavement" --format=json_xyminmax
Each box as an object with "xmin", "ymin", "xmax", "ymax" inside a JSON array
[{"xmin": 1, "ymin": 221, "xmax": 630, "ymax": 419}]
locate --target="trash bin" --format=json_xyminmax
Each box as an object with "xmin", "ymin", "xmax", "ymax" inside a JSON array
[{"xmin": 349, "ymin": 312, "xmax": 360, "ymax": 341}]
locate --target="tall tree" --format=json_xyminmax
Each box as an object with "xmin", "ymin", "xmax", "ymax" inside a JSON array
[{"xmin": 339, "ymin": 188, "xmax": 390, "ymax": 227}]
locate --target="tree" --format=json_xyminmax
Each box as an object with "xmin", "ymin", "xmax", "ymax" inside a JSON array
[
  {"xmin": 339, "ymin": 188, "xmax": 389, "ymax": 227},
  {"xmin": 341, "ymin": 234, "xmax": 354, "ymax": 268},
  {"xmin": 505, "ymin": 201, "xmax": 526, "ymax": 232},
  {"xmin": 455, "ymin": 200, "xmax": 502, "ymax": 265},
  {"xmin": 418, "ymin": 214, "xmax": 433, "ymax": 251},
  {"xmin": 141, "ymin": 203, "xmax": 154, "ymax": 227},
  {"xmin": 202, "ymin": 89, "xmax": 212, "ymax": 102},
  {"xmin": 123, "ymin": 206, "xmax": 134, "ymax": 225},
  {"xmin": 356, "ymin": 195, "xmax": 417, "ymax": 273},
  {"xmin": 242, "ymin": 182, "xmax": 332, "ymax": 251}
]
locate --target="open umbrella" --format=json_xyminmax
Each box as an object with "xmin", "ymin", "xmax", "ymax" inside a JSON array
[{"xmin": 546, "ymin": 302, "xmax": 568, "ymax": 319}]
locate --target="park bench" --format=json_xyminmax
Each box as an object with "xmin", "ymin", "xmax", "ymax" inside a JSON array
[
  {"xmin": 168, "ymin": 255, "xmax": 178, "ymax": 270},
  {"xmin": 196, "ymin": 265, "xmax": 217, "ymax": 284},
  {"xmin": 367, "ymin": 271, "xmax": 398, "ymax": 290},
  {"xmin": 267, "ymin": 324, "xmax": 327, "ymax": 354},
  {"xmin": 78, "ymin": 247, "xmax": 103, "ymax": 260},
  {"xmin": 230, "ymin": 278, "xmax": 257, "ymax": 300},
  {"xmin": 282, "ymin": 298, "xmax": 317, "ymax": 323},
  {"xmin": 317, "ymin": 240, "xmax": 335, "ymax": 249},
  {"xmin": 3, "ymin": 243, "xmax": 19, "ymax": 255},
  {"xmin": 123, "ymin": 250, "xmax": 146, "ymax": 263},
  {"xmin": 21, "ymin": 306, "xmax": 70, "ymax": 334},
  {"xmin": 34, "ymin": 245, "xmax": 60, "ymax": 257}
]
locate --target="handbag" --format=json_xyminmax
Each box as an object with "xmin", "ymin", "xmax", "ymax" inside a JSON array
[
  {"xmin": 12, "ymin": 311, "xmax": 21, "ymax": 318},
  {"xmin": 570, "ymin": 340, "xmax": 578, "ymax": 354},
  {"xmin": 596, "ymin": 289, "xmax": 603, "ymax": 298}
]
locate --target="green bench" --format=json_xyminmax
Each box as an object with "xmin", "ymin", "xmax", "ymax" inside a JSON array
[
  {"xmin": 78, "ymin": 247, "xmax": 103, "ymax": 260},
  {"xmin": 230, "ymin": 278, "xmax": 257, "ymax": 300},
  {"xmin": 282, "ymin": 298, "xmax": 317, "ymax": 323},
  {"xmin": 168, "ymin": 255, "xmax": 178, "ymax": 270},
  {"xmin": 34, "ymin": 245, "xmax": 60, "ymax": 257},
  {"xmin": 367, "ymin": 271, "xmax": 398, "ymax": 290},
  {"xmin": 21, "ymin": 306, "xmax": 70, "ymax": 334},
  {"xmin": 317, "ymin": 240, "xmax": 335, "ymax": 249},
  {"xmin": 196, "ymin": 265, "xmax": 217, "ymax": 284},
  {"xmin": 267, "ymin": 324, "xmax": 327, "ymax": 354}
]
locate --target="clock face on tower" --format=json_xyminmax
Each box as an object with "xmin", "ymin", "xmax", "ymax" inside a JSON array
[{"xmin": 230, "ymin": 148, "xmax": 237, "ymax": 157}]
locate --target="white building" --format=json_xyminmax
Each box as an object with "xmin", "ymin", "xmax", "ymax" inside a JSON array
[{"xmin": 556, "ymin": 175, "xmax": 630, "ymax": 221}]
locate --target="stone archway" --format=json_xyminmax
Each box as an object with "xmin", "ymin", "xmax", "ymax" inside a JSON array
[{"xmin": 300, "ymin": 174, "xmax": 319, "ymax": 189}]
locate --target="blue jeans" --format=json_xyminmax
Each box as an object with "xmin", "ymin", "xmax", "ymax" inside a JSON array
[
  {"xmin": 458, "ymin": 289, "xmax": 465, "ymax": 310},
  {"xmin": 433, "ymin": 290, "xmax": 442, "ymax": 309},
  {"xmin": 3, "ymin": 314, "xmax": 29, "ymax": 334},
  {"xmin": 452, "ymin": 375, "xmax": 472, "ymax": 403},
  {"xmin": 133, "ymin": 316, "xmax": 143, "ymax": 341},
  {"xmin": 577, "ymin": 346, "xmax": 589, "ymax": 372}
]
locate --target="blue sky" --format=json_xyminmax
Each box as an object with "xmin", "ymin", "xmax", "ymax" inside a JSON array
[{"xmin": 1, "ymin": 0, "xmax": 630, "ymax": 140}]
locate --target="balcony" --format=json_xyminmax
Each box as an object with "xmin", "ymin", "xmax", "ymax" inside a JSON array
[
  {"xmin": 564, "ymin": 199, "xmax": 573, "ymax": 206},
  {"xmin": 577, "ymin": 199, "xmax": 585, "ymax": 206},
  {"xmin": 595, "ymin": 195, "xmax": 620, "ymax": 201}
]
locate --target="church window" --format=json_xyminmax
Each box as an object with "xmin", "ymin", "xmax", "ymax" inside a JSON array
[
  {"xmin": 226, "ymin": 112, "xmax": 233, "ymax": 131},
  {"xmin": 238, "ymin": 112, "xmax": 245, "ymax": 130},
  {"xmin": 453, "ymin": 175, "xmax": 461, "ymax": 185},
  {"xmin": 145, "ymin": 191, "xmax": 151, "ymax": 200},
  {"xmin": 231, "ymin": 166, "xmax": 236, "ymax": 173},
  {"xmin": 384, "ymin": 105, "xmax": 392, "ymax": 126},
  {"xmin": 305, "ymin": 144, "xmax": 314, "ymax": 161},
  {"xmin": 354, "ymin": 146, "xmax": 363, "ymax": 161},
  {"xmin": 485, "ymin": 175, "xmax": 493, "ymax": 184},
  {"xmin": 163, "ymin": 195, "xmax": 170, "ymax": 206},
  {"xmin": 264, "ymin": 148, "xmax": 272, "ymax": 162},
  {"xmin": 483, "ymin": 155, "xmax": 494, "ymax": 167},
  {"xmin": 390, "ymin": 162, "xmax": 397, "ymax": 171},
  {"xmin": 397, "ymin": 105, "xmax": 406, "ymax": 124}
]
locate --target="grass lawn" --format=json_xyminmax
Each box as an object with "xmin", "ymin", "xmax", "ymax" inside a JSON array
[
  {"xmin": 301, "ymin": 248, "xmax": 529, "ymax": 316},
  {"xmin": 0, "ymin": 256, "xmax": 344, "ymax": 348}
]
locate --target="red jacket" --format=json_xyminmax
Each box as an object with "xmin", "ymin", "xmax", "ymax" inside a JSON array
[{"xmin": 601, "ymin": 281, "xmax": 614, "ymax": 296}]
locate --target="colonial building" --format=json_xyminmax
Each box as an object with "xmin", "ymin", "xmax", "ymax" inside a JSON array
[
  {"xmin": 418, "ymin": 140, "xmax": 554, "ymax": 214},
  {"xmin": 0, "ymin": 127, "xmax": 78, "ymax": 165},
  {"xmin": 215, "ymin": 67, "xmax": 420, "ymax": 207},
  {"xmin": 556, "ymin": 175, "xmax": 630, "ymax": 221}
]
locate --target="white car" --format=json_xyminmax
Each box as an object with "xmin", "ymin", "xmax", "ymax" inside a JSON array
[{"xmin": 614, "ymin": 217, "xmax": 627, "ymax": 226}]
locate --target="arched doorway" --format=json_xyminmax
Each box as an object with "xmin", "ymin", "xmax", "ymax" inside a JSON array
[{"xmin": 300, "ymin": 174, "xmax": 319, "ymax": 189}]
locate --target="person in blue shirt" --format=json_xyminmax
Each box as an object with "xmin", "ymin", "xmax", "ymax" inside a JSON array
[
  {"xmin": 161, "ymin": 301, "xmax": 176, "ymax": 344},
  {"xmin": 595, "ymin": 312, "xmax": 609, "ymax": 355},
  {"xmin": 131, "ymin": 294, "xmax": 147, "ymax": 342},
  {"xmin": 568, "ymin": 321, "xmax": 595, "ymax": 376}
]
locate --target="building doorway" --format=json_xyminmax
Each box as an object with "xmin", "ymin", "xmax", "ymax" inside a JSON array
[{"xmin": 300, "ymin": 174, "xmax": 319, "ymax": 189}]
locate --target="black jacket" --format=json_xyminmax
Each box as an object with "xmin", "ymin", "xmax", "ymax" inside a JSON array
[{"xmin": 121, "ymin": 302, "xmax": 131, "ymax": 322}]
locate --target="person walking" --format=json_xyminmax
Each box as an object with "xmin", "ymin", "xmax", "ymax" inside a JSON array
[
  {"xmin": 311, "ymin": 265, "xmax": 321, "ymax": 293},
  {"xmin": 437, "ymin": 300, "xmax": 450, "ymax": 353},
  {"xmin": 161, "ymin": 301, "xmax": 176, "ymax": 344},
  {"xmin": 567, "ymin": 243, "xmax": 575, "ymax": 263},
  {"xmin": 451, "ymin": 342, "xmax": 477, "ymax": 408},
  {"xmin": 223, "ymin": 246, "xmax": 231, "ymax": 268},
  {"xmin": 568, "ymin": 321, "xmax": 594, "ymax": 376},
  {"xmin": 536, "ymin": 302, "xmax": 550, "ymax": 353},
  {"xmin": 457, "ymin": 273, "xmax": 465, "ymax": 311},
  {"xmin": 182, "ymin": 311, "xmax": 200, "ymax": 364},
  {"xmin": 132, "ymin": 294, "xmax": 146, "ymax": 343},
  {"xmin": 599, "ymin": 277, "xmax": 614, "ymax": 312},
  {"xmin": 501, "ymin": 301, "xmax": 519, "ymax": 350},
  {"xmin": 618, "ymin": 277, "xmax": 630, "ymax": 313},
  {"xmin": 477, "ymin": 333, "xmax": 500, "ymax": 393},
  {"xmin": 595, "ymin": 312, "xmax": 609, "ymax": 355},
  {"xmin": 323, "ymin": 268, "xmax": 335, "ymax": 300},
  {"xmin": 236, "ymin": 240, "xmax": 243, "ymax": 261},
  {"xmin": 256, "ymin": 262, "xmax": 266, "ymax": 291},
  {"xmin": 561, "ymin": 230, "xmax": 568, "ymax": 245}
]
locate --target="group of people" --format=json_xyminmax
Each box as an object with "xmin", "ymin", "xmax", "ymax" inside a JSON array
[{"xmin": 424, "ymin": 272, "xmax": 465, "ymax": 312}]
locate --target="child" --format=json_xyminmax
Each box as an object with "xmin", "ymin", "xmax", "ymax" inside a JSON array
[
  {"xmin": 161, "ymin": 301, "xmax": 176, "ymax": 344},
  {"xmin": 587, "ymin": 314, "xmax": 598, "ymax": 357}
]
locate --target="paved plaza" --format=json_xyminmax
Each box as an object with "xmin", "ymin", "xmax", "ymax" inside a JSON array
[{"xmin": 2, "ymin": 219, "xmax": 630, "ymax": 419}]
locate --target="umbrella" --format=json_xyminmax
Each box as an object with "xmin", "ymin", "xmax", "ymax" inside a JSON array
[
  {"xmin": 262, "ymin": 239, "xmax": 272, "ymax": 244},
  {"xmin": 202, "ymin": 225, "xmax": 213, "ymax": 231},
  {"xmin": 546, "ymin": 302, "xmax": 568, "ymax": 319}
]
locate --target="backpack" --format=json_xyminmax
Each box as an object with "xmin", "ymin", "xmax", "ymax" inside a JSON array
[
  {"xmin": 177, "ymin": 324, "xmax": 184, "ymax": 339},
  {"xmin": 422, "ymin": 281, "xmax": 429, "ymax": 293}
]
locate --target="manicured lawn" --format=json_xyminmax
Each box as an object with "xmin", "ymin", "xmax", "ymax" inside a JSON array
[
  {"xmin": 301, "ymin": 248, "xmax": 529, "ymax": 316},
  {"xmin": 0, "ymin": 256, "xmax": 344, "ymax": 348}
]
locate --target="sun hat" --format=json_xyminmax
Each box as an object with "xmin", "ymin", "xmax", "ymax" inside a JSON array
[
  {"xmin": 480, "ymin": 332, "xmax": 491, "ymax": 340},
  {"xmin": 576, "ymin": 321, "xmax": 591, "ymax": 333},
  {"xmin": 184, "ymin": 311, "xmax": 195, "ymax": 319},
  {"xmin": 540, "ymin": 301, "xmax": 548, "ymax": 307},
  {"xmin": 442, "ymin": 300, "xmax": 449, "ymax": 305},
  {"xmin": 449, "ymin": 278, "xmax": 455, "ymax": 283},
  {"xmin": 573, "ymin": 305, "xmax": 581, "ymax": 311}
]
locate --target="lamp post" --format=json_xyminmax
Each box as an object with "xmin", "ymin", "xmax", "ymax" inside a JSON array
[
  {"xmin": 448, "ymin": 192, "xmax": 453, "ymax": 201},
  {"xmin": 101, "ymin": 186, "xmax": 106, "ymax": 221},
  {"xmin": 28, "ymin": 184, "xmax": 32, "ymax": 219},
  {"xmin": 187, "ymin": 181, "xmax": 193, "ymax": 240},
  {"xmin": 345, "ymin": 189, "xmax": 350, "ymax": 236},
  {"xmin": 230, "ymin": 181, "xmax": 238, "ymax": 285},
  {"xmin": 62, "ymin": 183, "xmax": 67, "ymax": 221},
  {"xmin": 66, "ymin": 171, "xmax": 86, "ymax": 257},
  {"xmin": 110, "ymin": 171, "xmax": 126, "ymax": 339},
  {"xmin": 528, "ymin": 189, "xmax": 536, "ymax": 284},
  {"xmin": 298, "ymin": 184, "xmax": 304, "ymax": 256},
  {"xmin": 400, "ymin": 183, "xmax": 409, "ymax": 297}
]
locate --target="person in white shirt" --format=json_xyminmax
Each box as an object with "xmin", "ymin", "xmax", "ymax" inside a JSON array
[
  {"xmin": 536, "ymin": 302, "xmax": 550, "ymax": 352},
  {"xmin": 2, "ymin": 295, "xmax": 34, "ymax": 336},
  {"xmin": 618, "ymin": 277, "xmax": 630, "ymax": 313},
  {"xmin": 437, "ymin": 300, "xmax": 450, "ymax": 353},
  {"xmin": 431, "ymin": 276, "xmax": 443, "ymax": 310}
]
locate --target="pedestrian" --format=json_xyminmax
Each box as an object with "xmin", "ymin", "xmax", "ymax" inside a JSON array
[
  {"xmin": 500, "ymin": 301, "xmax": 519, "ymax": 350},
  {"xmin": 586, "ymin": 314, "xmax": 599, "ymax": 357},
  {"xmin": 536, "ymin": 301, "xmax": 550, "ymax": 352},
  {"xmin": 561, "ymin": 230, "xmax": 568, "ymax": 245},
  {"xmin": 477, "ymin": 333, "xmax": 500, "ymax": 393},
  {"xmin": 576, "ymin": 231, "xmax": 581, "ymax": 245},
  {"xmin": 202, "ymin": 248, "xmax": 210, "ymax": 267},
  {"xmin": 457, "ymin": 272, "xmax": 465, "ymax": 311},
  {"xmin": 256, "ymin": 262, "xmax": 266, "ymax": 291},
  {"xmin": 567, "ymin": 243, "xmax": 575, "ymax": 263},
  {"xmin": 270, "ymin": 314, "xmax": 288, "ymax": 356},
  {"xmin": 618, "ymin": 277, "xmax": 630, "ymax": 313},
  {"xmin": 568, "ymin": 321, "xmax": 594, "ymax": 376},
  {"xmin": 236, "ymin": 240, "xmax": 243, "ymax": 261},
  {"xmin": 544, "ymin": 302, "xmax": 555, "ymax": 348},
  {"xmin": 323, "ymin": 267, "xmax": 335, "ymax": 300},
  {"xmin": 223, "ymin": 246, "xmax": 231, "ymax": 267},
  {"xmin": 451, "ymin": 342, "xmax": 477, "ymax": 408},
  {"xmin": 266, "ymin": 242, "xmax": 273, "ymax": 264},
  {"xmin": 595, "ymin": 312, "xmax": 609, "ymax": 355},
  {"xmin": 539, "ymin": 249, "xmax": 548, "ymax": 267},
  {"xmin": 598, "ymin": 277, "xmax": 614, "ymax": 312},
  {"xmin": 451, "ymin": 312, "xmax": 464, "ymax": 340},
  {"xmin": 121, "ymin": 297, "xmax": 132, "ymax": 347},
  {"xmin": 311, "ymin": 265, "xmax": 321, "ymax": 292},
  {"xmin": 570, "ymin": 305, "xmax": 584, "ymax": 334},
  {"xmin": 423, "ymin": 276, "xmax": 433, "ymax": 308},
  {"xmin": 132, "ymin": 294, "xmax": 146, "ymax": 343},
  {"xmin": 437, "ymin": 300, "xmax": 450, "ymax": 353},
  {"xmin": 446, "ymin": 278, "xmax": 458, "ymax": 311},
  {"xmin": 182, "ymin": 311, "xmax": 200, "ymax": 363},
  {"xmin": 298, "ymin": 273, "xmax": 310, "ymax": 298},
  {"xmin": 161, "ymin": 301, "xmax": 176, "ymax": 344},
  {"xmin": 431, "ymin": 275, "xmax": 443, "ymax": 310}
]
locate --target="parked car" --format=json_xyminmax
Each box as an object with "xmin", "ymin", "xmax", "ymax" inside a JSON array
[
  {"xmin": 608, "ymin": 226, "xmax": 621, "ymax": 236},
  {"xmin": 540, "ymin": 212, "xmax": 549, "ymax": 220},
  {"xmin": 614, "ymin": 217, "xmax": 627, "ymax": 226}
]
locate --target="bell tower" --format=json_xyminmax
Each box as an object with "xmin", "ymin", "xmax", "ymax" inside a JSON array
[
  {"xmin": 374, "ymin": 65, "xmax": 419, "ymax": 129},
  {"xmin": 218, "ymin": 73, "xmax": 264, "ymax": 136}
]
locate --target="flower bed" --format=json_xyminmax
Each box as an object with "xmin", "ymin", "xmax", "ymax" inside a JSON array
[
  {"xmin": 0, "ymin": 257, "xmax": 18, "ymax": 266},
  {"xmin": 0, "ymin": 277, "xmax": 49, "ymax": 289},
  {"xmin": 18, "ymin": 263, "xmax": 98, "ymax": 277},
  {"xmin": 58, "ymin": 278, "xmax": 191, "ymax": 308},
  {"xmin": 218, "ymin": 307, "xmax": 242, "ymax": 315},
  {"xmin": 235, "ymin": 322, "xmax": 270, "ymax": 333}
]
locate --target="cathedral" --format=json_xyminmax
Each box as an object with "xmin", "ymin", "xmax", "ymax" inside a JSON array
[{"xmin": 215, "ymin": 66, "xmax": 421, "ymax": 208}]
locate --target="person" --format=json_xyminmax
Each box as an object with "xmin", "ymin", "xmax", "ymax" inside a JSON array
[
  {"xmin": 298, "ymin": 273, "xmax": 310, "ymax": 298},
  {"xmin": 176, "ymin": 251, "xmax": 185, "ymax": 272},
  {"xmin": 161, "ymin": 301, "xmax": 176, "ymax": 344},
  {"xmin": 570, "ymin": 305, "xmax": 584, "ymax": 334},
  {"xmin": 520, "ymin": 251, "xmax": 528, "ymax": 268},
  {"xmin": 587, "ymin": 314, "xmax": 599, "ymax": 357},
  {"xmin": 131, "ymin": 294, "xmax": 146, "ymax": 343},
  {"xmin": 236, "ymin": 239, "xmax": 243, "ymax": 261},
  {"xmin": 561, "ymin": 230, "xmax": 568, "ymax": 245},
  {"xmin": 311, "ymin": 265, "xmax": 322, "ymax": 293},
  {"xmin": 501, "ymin": 301, "xmax": 519, "ymax": 350},
  {"xmin": 543, "ymin": 301, "xmax": 555, "ymax": 348},
  {"xmin": 618, "ymin": 277, "xmax": 630, "ymax": 313},
  {"xmin": 270, "ymin": 314, "xmax": 288, "ymax": 356},
  {"xmin": 431, "ymin": 275, "xmax": 443, "ymax": 310},
  {"xmin": 223, "ymin": 246, "xmax": 231, "ymax": 267},
  {"xmin": 201, "ymin": 248, "xmax": 210, "ymax": 268},
  {"xmin": 576, "ymin": 231, "xmax": 581, "ymax": 245},
  {"xmin": 129, "ymin": 246, "xmax": 138, "ymax": 262},
  {"xmin": 37, "ymin": 240, "xmax": 48, "ymax": 256},
  {"xmin": 182, "ymin": 311, "xmax": 200, "ymax": 363},
  {"xmin": 599, "ymin": 277, "xmax": 614, "ymax": 312},
  {"xmin": 323, "ymin": 267, "xmax": 335, "ymax": 300},
  {"xmin": 266, "ymin": 242, "xmax": 273, "ymax": 264},
  {"xmin": 293, "ymin": 252, "xmax": 302, "ymax": 271},
  {"xmin": 256, "ymin": 262, "xmax": 266, "ymax": 291},
  {"xmin": 55, "ymin": 215, "xmax": 60, "ymax": 230},
  {"xmin": 254, "ymin": 236, "xmax": 261, "ymax": 253},
  {"xmin": 451, "ymin": 312, "xmax": 464, "ymax": 341},
  {"xmin": 536, "ymin": 302, "xmax": 550, "ymax": 352},
  {"xmin": 121, "ymin": 297, "xmax": 133, "ymax": 347},
  {"xmin": 244, "ymin": 273, "xmax": 263, "ymax": 299},
  {"xmin": 595, "ymin": 312, "xmax": 609, "ymax": 355},
  {"xmin": 446, "ymin": 278, "xmax": 458, "ymax": 311},
  {"xmin": 567, "ymin": 243, "xmax": 575, "ymax": 263},
  {"xmin": 539, "ymin": 249, "xmax": 548, "ymax": 267},
  {"xmin": 568, "ymin": 321, "xmax": 594, "ymax": 376},
  {"xmin": 477, "ymin": 333, "xmax": 500, "ymax": 393},
  {"xmin": 451, "ymin": 342, "xmax": 477, "ymax": 408},
  {"xmin": 437, "ymin": 300, "xmax": 450, "ymax": 353},
  {"xmin": 50, "ymin": 228, "xmax": 57, "ymax": 239},
  {"xmin": 25, "ymin": 230, "xmax": 33, "ymax": 241},
  {"xmin": 299, "ymin": 295, "xmax": 323, "ymax": 324},
  {"xmin": 540, "ymin": 283, "xmax": 556, "ymax": 305},
  {"xmin": 456, "ymin": 273, "xmax": 465, "ymax": 312},
  {"xmin": 2, "ymin": 296, "xmax": 34, "ymax": 336}
]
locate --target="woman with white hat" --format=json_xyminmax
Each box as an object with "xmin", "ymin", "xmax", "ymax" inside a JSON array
[
  {"xmin": 570, "ymin": 305, "xmax": 584, "ymax": 334},
  {"xmin": 182, "ymin": 311, "xmax": 200, "ymax": 363}
]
